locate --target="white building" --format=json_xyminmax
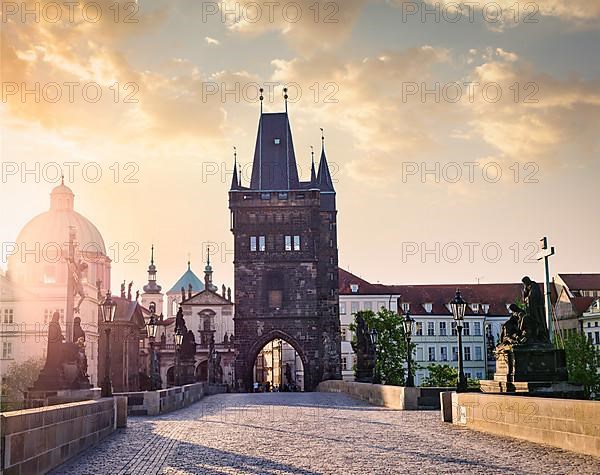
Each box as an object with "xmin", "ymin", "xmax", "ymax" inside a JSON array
[
  {"xmin": 1, "ymin": 182, "xmax": 111, "ymax": 386},
  {"xmin": 339, "ymin": 269, "xmax": 521, "ymax": 385},
  {"xmin": 581, "ymin": 299, "xmax": 600, "ymax": 347}
]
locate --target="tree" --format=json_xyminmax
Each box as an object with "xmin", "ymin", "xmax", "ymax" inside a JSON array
[
  {"xmin": 0, "ymin": 357, "xmax": 44, "ymax": 411},
  {"xmin": 421, "ymin": 364, "xmax": 457, "ymax": 387},
  {"xmin": 350, "ymin": 308, "xmax": 414, "ymax": 386},
  {"xmin": 563, "ymin": 332, "xmax": 600, "ymax": 400}
]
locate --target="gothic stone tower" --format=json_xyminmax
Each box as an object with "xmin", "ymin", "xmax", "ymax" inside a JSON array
[{"xmin": 229, "ymin": 108, "xmax": 341, "ymax": 391}]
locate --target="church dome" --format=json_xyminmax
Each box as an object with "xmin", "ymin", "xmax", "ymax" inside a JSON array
[{"xmin": 8, "ymin": 182, "xmax": 107, "ymax": 284}]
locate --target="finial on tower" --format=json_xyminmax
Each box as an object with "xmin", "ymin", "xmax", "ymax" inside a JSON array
[
  {"xmin": 151, "ymin": 244, "xmax": 154, "ymax": 265},
  {"xmin": 61, "ymin": 174, "xmax": 65, "ymax": 185},
  {"xmin": 259, "ymin": 87, "xmax": 264, "ymax": 114},
  {"xmin": 187, "ymin": 252, "xmax": 191, "ymax": 271},
  {"xmin": 320, "ymin": 127, "xmax": 325, "ymax": 145},
  {"xmin": 206, "ymin": 245, "xmax": 211, "ymax": 267},
  {"xmin": 284, "ymin": 87, "xmax": 289, "ymax": 113}
]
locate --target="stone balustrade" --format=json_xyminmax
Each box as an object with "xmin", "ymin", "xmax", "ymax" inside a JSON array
[
  {"xmin": 317, "ymin": 380, "xmax": 451, "ymax": 410},
  {"xmin": 117, "ymin": 382, "xmax": 222, "ymax": 416},
  {"xmin": 444, "ymin": 391, "xmax": 600, "ymax": 457},
  {"xmin": 1, "ymin": 396, "xmax": 126, "ymax": 474}
]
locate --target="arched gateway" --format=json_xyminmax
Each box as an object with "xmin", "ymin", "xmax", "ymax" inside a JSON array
[{"xmin": 229, "ymin": 106, "xmax": 342, "ymax": 392}]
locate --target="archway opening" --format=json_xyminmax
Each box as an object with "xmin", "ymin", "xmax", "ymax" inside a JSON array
[{"xmin": 252, "ymin": 339, "xmax": 304, "ymax": 392}]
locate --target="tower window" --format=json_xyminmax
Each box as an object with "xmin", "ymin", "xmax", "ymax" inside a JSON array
[
  {"xmin": 250, "ymin": 236, "xmax": 257, "ymax": 252},
  {"xmin": 293, "ymin": 236, "xmax": 301, "ymax": 251},
  {"xmin": 274, "ymin": 138, "xmax": 281, "ymax": 145},
  {"xmin": 278, "ymin": 192, "xmax": 288, "ymax": 200},
  {"xmin": 285, "ymin": 236, "xmax": 292, "ymax": 251},
  {"xmin": 259, "ymin": 236, "xmax": 266, "ymax": 252},
  {"xmin": 266, "ymin": 272, "xmax": 284, "ymax": 309},
  {"xmin": 261, "ymin": 193, "xmax": 271, "ymax": 200}
]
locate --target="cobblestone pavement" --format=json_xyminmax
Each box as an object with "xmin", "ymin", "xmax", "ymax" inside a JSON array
[{"xmin": 53, "ymin": 392, "xmax": 600, "ymax": 475}]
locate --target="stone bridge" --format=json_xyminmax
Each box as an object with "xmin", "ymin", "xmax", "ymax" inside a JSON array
[{"xmin": 52, "ymin": 392, "xmax": 600, "ymax": 474}]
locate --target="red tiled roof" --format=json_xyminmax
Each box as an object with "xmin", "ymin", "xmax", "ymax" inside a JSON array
[
  {"xmin": 571, "ymin": 296, "xmax": 595, "ymax": 315},
  {"xmin": 339, "ymin": 268, "xmax": 543, "ymax": 317},
  {"xmin": 558, "ymin": 274, "xmax": 600, "ymax": 291}
]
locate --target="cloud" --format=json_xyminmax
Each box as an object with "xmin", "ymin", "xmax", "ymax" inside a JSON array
[
  {"xmin": 219, "ymin": 0, "xmax": 368, "ymax": 55},
  {"xmin": 205, "ymin": 36, "xmax": 221, "ymax": 46}
]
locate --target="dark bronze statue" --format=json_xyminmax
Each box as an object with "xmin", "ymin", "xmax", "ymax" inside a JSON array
[
  {"xmin": 351, "ymin": 314, "xmax": 376, "ymax": 382},
  {"xmin": 522, "ymin": 276, "xmax": 549, "ymax": 343},
  {"xmin": 67, "ymin": 257, "xmax": 88, "ymax": 313}
]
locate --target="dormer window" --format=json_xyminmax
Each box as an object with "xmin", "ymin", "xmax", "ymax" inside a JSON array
[
  {"xmin": 401, "ymin": 302, "xmax": 410, "ymax": 313},
  {"xmin": 350, "ymin": 284, "xmax": 359, "ymax": 293},
  {"xmin": 482, "ymin": 304, "xmax": 490, "ymax": 314},
  {"xmin": 423, "ymin": 303, "xmax": 433, "ymax": 313},
  {"xmin": 471, "ymin": 303, "xmax": 479, "ymax": 313}
]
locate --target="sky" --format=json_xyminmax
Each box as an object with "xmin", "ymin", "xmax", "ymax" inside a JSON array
[{"xmin": 1, "ymin": 0, "xmax": 600, "ymax": 292}]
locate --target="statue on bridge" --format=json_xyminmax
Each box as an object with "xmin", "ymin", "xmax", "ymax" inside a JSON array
[{"xmin": 351, "ymin": 313, "xmax": 376, "ymax": 383}]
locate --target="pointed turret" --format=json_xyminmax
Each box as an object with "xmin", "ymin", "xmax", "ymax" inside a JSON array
[
  {"xmin": 310, "ymin": 146, "xmax": 317, "ymax": 185},
  {"xmin": 204, "ymin": 246, "xmax": 218, "ymax": 292},
  {"xmin": 316, "ymin": 130, "xmax": 334, "ymax": 192},
  {"xmin": 230, "ymin": 147, "xmax": 239, "ymax": 190}
]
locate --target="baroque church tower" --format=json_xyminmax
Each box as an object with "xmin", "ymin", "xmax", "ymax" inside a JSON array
[
  {"xmin": 140, "ymin": 246, "xmax": 164, "ymax": 315},
  {"xmin": 229, "ymin": 91, "xmax": 341, "ymax": 391}
]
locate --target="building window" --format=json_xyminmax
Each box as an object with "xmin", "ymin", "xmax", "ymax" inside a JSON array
[
  {"xmin": 415, "ymin": 322, "xmax": 423, "ymax": 336},
  {"xmin": 440, "ymin": 347, "xmax": 448, "ymax": 361},
  {"xmin": 2, "ymin": 341, "xmax": 12, "ymax": 359},
  {"xmin": 428, "ymin": 347, "xmax": 436, "ymax": 362},
  {"xmin": 451, "ymin": 322, "xmax": 457, "ymax": 336},
  {"xmin": 285, "ymin": 236, "xmax": 292, "ymax": 251},
  {"xmin": 351, "ymin": 302, "xmax": 359, "ymax": 314},
  {"xmin": 463, "ymin": 322, "xmax": 470, "ymax": 336},
  {"xmin": 401, "ymin": 302, "xmax": 410, "ymax": 313},
  {"xmin": 595, "ymin": 332, "xmax": 600, "ymax": 345},
  {"xmin": 278, "ymin": 192, "xmax": 288, "ymax": 200},
  {"xmin": 390, "ymin": 300, "xmax": 397, "ymax": 311},
  {"xmin": 250, "ymin": 236, "xmax": 257, "ymax": 252},
  {"xmin": 350, "ymin": 284, "xmax": 359, "ymax": 293},
  {"xmin": 3, "ymin": 308, "xmax": 14, "ymax": 324},
  {"xmin": 471, "ymin": 303, "xmax": 479, "ymax": 313},
  {"xmin": 482, "ymin": 304, "xmax": 490, "ymax": 314},
  {"xmin": 261, "ymin": 193, "xmax": 271, "ymax": 200},
  {"xmin": 473, "ymin": 322, "xmax": 482, "ymax": 336},
  {"xmin": 465, "ymin": 371, "xmax": 472, "ymax": 379},
  {"xmin": 476, "ymin": 371, "xmax": 483, "ymax": 379},
  {"xmin": 475, "ymin": 346, "xmax": 482, "ymax": 361},
  {"xmin": 423, "ymin": 303, "xmax": 433, "ymax": 313},
  {"xmin": 341, "ymin": 328, "xmax": 348, "ymax": 340},
  {"xmin": 363, "ymin": 302, "xmax": 372, "ymax": 311},
  {"xmin": 266, "ymin": 272, "xmax": 283, "ymax": 309},
  {"xmin": 293, "ymin": 235, "xmax": 301, "ymax": 251},
  {"xmin": 464, "ymin": 346, "xmax": 471, "ymax": 361},
  {"xmin": 44, "ymin": 308, "xmax": 65, "ymax": 324},
  {"xmin": 259, "ymin": 236, "xmax": 266, "ymax": 252},
  {"xmin": 378, "ymin": 301, "xmax": 386, "ymax": 310},
  {"xmin": 340, "ymin": 302, "xmax": 346, "ymax": 315},
  {"xmin": 588, "ymin": 332, "xmax": 593, "ymax": 343},
  {"xmin": 452, "ymin": 346, "xmax": 458, "ymax": 361},
  {"xmin": 342, "ymin": 356, "xmax": 347, "ymax": 370},
  {"xmin": 416, "ymin": 347, "xmax": 424, "ymax": 362},
  {"xmin": 427, "ymin": 322, "xmax": 435, "ymax": 336},
  {"xmin": 439, "ymin": 321, "xmax": 447, "ymax": 336}
]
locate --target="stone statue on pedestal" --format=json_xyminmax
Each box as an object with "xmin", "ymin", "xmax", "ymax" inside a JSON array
[
  {"xmin": 352, "ymin": 314, "xmax": 376, "ymax": 383},
  {"xmin": 480, "ymin": 276, "xmax": 581, "ymax": 397}
]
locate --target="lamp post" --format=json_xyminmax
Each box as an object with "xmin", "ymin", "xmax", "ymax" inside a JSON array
[
  {"xmin": 174, "ymin": 327, "xmax": 184, "ymax": 386},
  {"xmin": 403, "ymin": 311, "xmax": 415, "ymax": 388},
  {"xmin": 450, "ymin": 289, "xmax": 468, "ymax": 392},
  {"xmin": 369, "ymin": 328, "xmax": 379, "ymax": 384},
  {"xmin": 99, "ymin": 291, "xmax": 117, "ymax": 397},
  {"xmin": 146, "ymin": 304, "xmax": 160, "ymax": 391}
]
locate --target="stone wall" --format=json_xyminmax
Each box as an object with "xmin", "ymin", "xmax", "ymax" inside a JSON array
[
  {"xmin": 318, "ymin": 380, "xmax": 446, "ymax": 410},
  {"xmin": 448, "ymin": 392, "xmax": 600, "ymax": 457},
  {"xmin": 117, "ymin": 382, "xmax": 214, "ymax": 416},
  {"xmin": 1, "ymin": 398, "xmax": 118, "ymax": 474}
]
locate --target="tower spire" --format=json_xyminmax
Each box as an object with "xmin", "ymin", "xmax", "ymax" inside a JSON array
[
  {"xmin": 143, "ymin": 245, "xmax": 162, "ymax": 294},
  {"xmin": 231, "ymin": 146, "xmax": 239, "ymax": 190},
  {"xmin": 204, "ymin": 245, "xmax": 215, "ymax": 292},
  {"xmin": 284, "ymin": 87, "xmax": 289, "ymax": 113},
  {"xmin": 317, "ymin": 127, "xmax": 335, "ymax": 193},
  {"xmin": 310, "ymin": 146, "xmax": 317, "ymax": 184}
]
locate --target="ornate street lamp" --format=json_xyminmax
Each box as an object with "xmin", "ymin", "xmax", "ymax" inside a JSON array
[
  {"xmin": 369, "ymin": 328, "xmax": 379, "ymax": 384},
  {"xmin": 146, "ymin": 304, "xmax": 161, "ymax": 391},
  {"xmin": 403, "ymin": 311, "xmax": 415, "ymax": 388},
  {"xmin": 450, "ymin": 289, "xmax": 468, "ymax": 392},
  {"xmin": 174, "ymin": 326, "xmax": 184, "ymax": 386},
  {"xmin": 99, "ymin": 291, "xmax": 117, "ymax": 397}
]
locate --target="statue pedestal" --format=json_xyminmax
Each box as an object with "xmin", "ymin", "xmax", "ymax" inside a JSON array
[
  {"xmin": 179, "ymin": 359, "xmax": 196, "ymax": 385},
  {"xmin": 481, "ymin": 345, "xmax": 583, "ymax": 398}
]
